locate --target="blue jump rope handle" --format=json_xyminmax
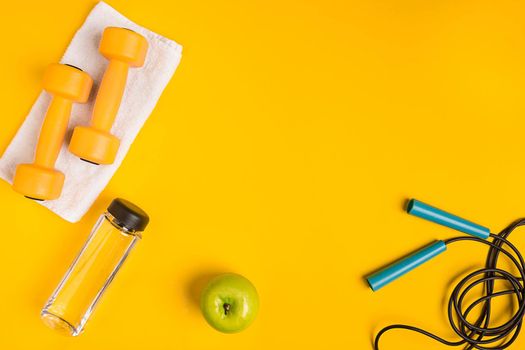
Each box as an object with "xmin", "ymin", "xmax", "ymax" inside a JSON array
[
  {"xmin": 367, "ymin": 199, "xmax": 491, "ymax": 291},
  {"xmin": 367, "ymin": 240, "xmax": 446, "ymax": 291},
  {"xmin": 407, "ymin": 199, "xmax": 490, "ymax": 239}
]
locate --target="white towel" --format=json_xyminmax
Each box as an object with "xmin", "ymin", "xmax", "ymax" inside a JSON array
[{"xmin": 0, "ymin": 1, "xmax": 182, "ymax": 222}]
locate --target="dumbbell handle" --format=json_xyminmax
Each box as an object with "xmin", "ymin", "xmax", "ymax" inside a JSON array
[
  {"xmin": 91, "ymin": 59, "xmax": 128, "ymax": 131},
  {"xmin": 34, "ymin": 96, "xmax": 71, "ymax": 168}
]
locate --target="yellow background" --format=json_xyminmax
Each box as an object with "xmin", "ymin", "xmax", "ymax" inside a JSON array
[{"xmin": 1, "ymin": 0, "xmax": 525, "ymax": 349}]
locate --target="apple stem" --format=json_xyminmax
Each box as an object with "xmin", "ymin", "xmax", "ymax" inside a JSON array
[{"xmin": 223, "ymin": 303, "xmax": 231, "ymax": 315}]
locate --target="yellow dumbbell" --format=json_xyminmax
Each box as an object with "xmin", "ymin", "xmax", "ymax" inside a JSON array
[
  {"xmin": 13, "ymin": 64, "xmax": 93, "ymax": 200},
  {"xmin": 69, "ymin": 27, "xmax": 148, "ymax": 165}
]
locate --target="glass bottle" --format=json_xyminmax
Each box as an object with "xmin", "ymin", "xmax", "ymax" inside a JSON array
[{"xmin": 41, "ymin": 198, "xmax": 149, "ymax": 336}]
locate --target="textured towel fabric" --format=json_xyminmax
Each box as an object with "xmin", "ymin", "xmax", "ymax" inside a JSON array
[{"xmin": 0, "ymin": 2, "xmax": 182, "ymax": 222}]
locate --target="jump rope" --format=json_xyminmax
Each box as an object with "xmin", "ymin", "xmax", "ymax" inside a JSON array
[{"xmin": 367, "ymin": 199, "xmax": 525, "ymax": 350}]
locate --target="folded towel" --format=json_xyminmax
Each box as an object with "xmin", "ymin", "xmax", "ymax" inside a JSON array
[{"xmin": 0, "ymin": 1, "xmax": 182, "ymax": 222}]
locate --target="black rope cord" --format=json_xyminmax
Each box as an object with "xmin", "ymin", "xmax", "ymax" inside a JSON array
[{"xmin": 374, "ymin": 219, "xmax": 525, "ymax": 350}]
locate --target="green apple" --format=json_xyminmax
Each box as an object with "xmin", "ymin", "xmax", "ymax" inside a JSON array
[{"xmin": 200, "ymin": 273, "xmax": 259, "ymax": 333}]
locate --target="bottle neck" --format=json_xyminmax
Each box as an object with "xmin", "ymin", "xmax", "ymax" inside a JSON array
[{"xmin": 104, "ymin": 211, "xmax": 143, "ymax": 238}]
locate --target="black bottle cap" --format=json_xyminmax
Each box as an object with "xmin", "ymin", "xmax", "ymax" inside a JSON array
[{"xmin": 107, "ymin": 198, "xmax": 149, "ymax": 232}]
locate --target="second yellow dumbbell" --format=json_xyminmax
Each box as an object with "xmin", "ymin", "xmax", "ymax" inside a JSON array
[
  {"xmin": 69, "ymin": 27, "xmax": 148, "ymax": 165},
  {"xmin": 13, "ymin": 64, "xmax": 93, "ymax": 200}
]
